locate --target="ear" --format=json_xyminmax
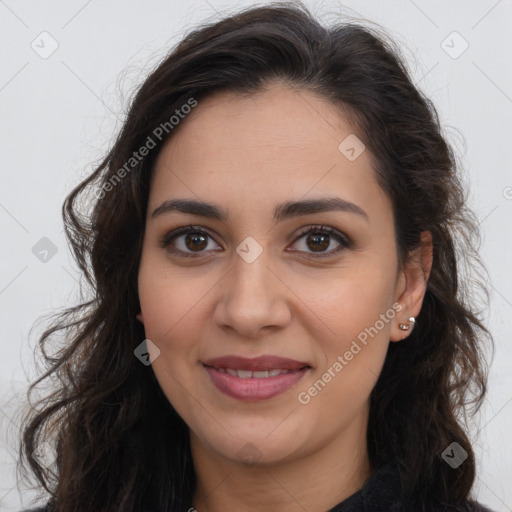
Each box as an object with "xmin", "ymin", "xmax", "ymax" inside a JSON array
[
  {"xmin": 390, "ymin": 231, "xmax": 433, "ymax": 342},
  {"xmin": 136, "ymin": 312, "xmax": 144, "ymax": 324}
]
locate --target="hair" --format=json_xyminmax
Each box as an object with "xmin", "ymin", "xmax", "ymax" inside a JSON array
[{"xmin": 18, "ymin": 2, "xmax": 492, "ymax": 511}]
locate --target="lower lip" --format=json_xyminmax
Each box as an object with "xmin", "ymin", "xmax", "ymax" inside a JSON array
[{"xmin": 203, "ymin": 365, "xmax": 309, "ymax": 400}]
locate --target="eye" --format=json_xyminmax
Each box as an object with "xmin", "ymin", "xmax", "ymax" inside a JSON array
[
  {"xmin": 160, "ymin": 224, "xmax": 352, "ymax": 259},
  {"xmin": 287, "ymin": 225, "xmax": 352, "ymax": 259},
  {"xmin": 160, "ymin": 225, "xmax": 221, "ymax": 258}
]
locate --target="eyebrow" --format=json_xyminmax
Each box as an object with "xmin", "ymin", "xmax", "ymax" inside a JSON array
[{"xmin": 152, "ymin": 197, "xmax": 368, "ymax": 223}]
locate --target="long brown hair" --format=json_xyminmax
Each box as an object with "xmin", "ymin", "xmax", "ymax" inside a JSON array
[{"xmin": 18, "ymin": 2, "xmax": 492, "ymax": 511}]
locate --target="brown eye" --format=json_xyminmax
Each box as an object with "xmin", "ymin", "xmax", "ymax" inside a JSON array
[
  {"xmin": 289, "ymin": 225, "xmax": 352, "ymax": 259},
  {"xmin": 305, "ymin": 232, "xmax": 330, "ymax": 252},
  {"xmin": 160, "ymin": 226, "xmax": 221, "ymax": 258},
  {"xmin": 184, "ymin": 232, "xmax": 208, "ymax": 252}
]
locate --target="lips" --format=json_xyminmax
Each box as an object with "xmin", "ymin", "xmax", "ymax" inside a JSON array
[
  {"xmin": 202, "ymin": 355, "xmax": 311, "ymax": 400},
  {"xmin": 216, "ymin": 368, "xmax": 292, "ymax": 379},
  {"xmin": 203, "ymin": 355, "xmax": 310, "ymax": 372}
]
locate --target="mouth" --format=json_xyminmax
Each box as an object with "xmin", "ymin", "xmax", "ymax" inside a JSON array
[
  {"xmin": 208, "ymin": 367, "xmax": 302, "ymax": 379},
  {"xmin": 202, "ymin": 355, "xmax": 312, "ymax": 400}
]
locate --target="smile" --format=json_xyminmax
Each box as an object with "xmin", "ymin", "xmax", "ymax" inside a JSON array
[
  {"xmin": 214, "ymin": 367, "xmax": 294, "ymax": 378},
  {"xmin": 201, "ymin": 355, "xmax": 312, "ymax": 400}
]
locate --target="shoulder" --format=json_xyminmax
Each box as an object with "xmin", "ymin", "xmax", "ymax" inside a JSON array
[
  {"xmin": 359, "ymin": 462, "xmax": 496, "ymax": 512},
  {"xmin": 405, "ymin": 494, "xmax": 496, "ymax": 511},
  {"xmin": 421, "ymin": 502, "xmax": 495, "ymax": 512},
  {"xmin": 437, "ymin": 501, "xmax": 495, "ymax": 512}
]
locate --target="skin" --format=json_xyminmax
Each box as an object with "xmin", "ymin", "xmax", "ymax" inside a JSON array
[{"xmin": 136, "ymin": 82, "xmax": 432, "ymax": 512}]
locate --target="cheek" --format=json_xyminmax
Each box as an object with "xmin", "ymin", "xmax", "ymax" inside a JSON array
[
  {"xmin": 300, "ymin": 271, "xmax": 396, "ymax": 408},
  {"xmin": 299, "ymin": 263, "xmax": 396, "ymax": 348},
  {"xmin": 138, "ymin": 254, "xmax": 208, "ymax": 342},
  {"xmin": 137, "ymin": 259, "xmax": 204, "ymax": 408},
  {"xmin": 296, "ymin": 280, "xmax": 394, "ymax": 422}
]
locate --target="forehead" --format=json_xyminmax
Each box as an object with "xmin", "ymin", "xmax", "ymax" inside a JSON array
[{"xmin": 149, "ymin": 83, "xmax": 391, "ymax": 223}]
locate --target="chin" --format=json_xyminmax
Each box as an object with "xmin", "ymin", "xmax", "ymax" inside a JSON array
[{"xmin": 193, "ymin": 421, "xmax": 309, "ymax": 467}]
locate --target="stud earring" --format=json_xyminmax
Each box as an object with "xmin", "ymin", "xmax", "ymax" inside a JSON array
[{"xmin": 399, "ymin": 316, "xmax": 416, "ymax": 332}]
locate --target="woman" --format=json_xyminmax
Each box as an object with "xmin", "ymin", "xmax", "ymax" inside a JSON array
[{"xmin": 19, "ymin": 2, "xmax": 494, "ymax": 511}]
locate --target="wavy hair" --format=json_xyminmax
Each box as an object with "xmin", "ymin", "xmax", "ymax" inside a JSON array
[{"xmin": 18, "ymin": 2, "xmax": 492, "ymax": 511}]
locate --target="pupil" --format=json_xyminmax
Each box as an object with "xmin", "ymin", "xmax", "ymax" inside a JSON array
[
  {"xmin": 186, "ymin": 233, "xmax": 207, "ymax": 251},
  {"xmin": 308, "ymin": 234, "xmax": 328, "ymax": 251}
]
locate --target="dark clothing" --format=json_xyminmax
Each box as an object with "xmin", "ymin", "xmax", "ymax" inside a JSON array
[
  {"xmin": 21, "ymin": 462, "xmax": 495, "ymax": 512},
  {"xmin": 327, "ymin": 462, "xmax": 494, "ymax": 512}
]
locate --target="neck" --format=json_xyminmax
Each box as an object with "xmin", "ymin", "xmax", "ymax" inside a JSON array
[{"xmin": 190, "ymin": 414, "xmax": 371, "ymax": 512}]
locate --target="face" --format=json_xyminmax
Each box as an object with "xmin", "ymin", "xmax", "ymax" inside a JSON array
[{"xmin": 137, "ymin": 82, "xmax": 427, "ymax": 468}]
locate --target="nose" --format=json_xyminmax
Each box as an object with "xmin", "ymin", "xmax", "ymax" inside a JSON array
[{"xmin": 212, "ymin": 245, "xmax": 292, "ymax": 339}]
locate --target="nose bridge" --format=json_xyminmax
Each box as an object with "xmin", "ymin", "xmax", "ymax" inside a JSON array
[
  {"xmin": 230, "ymin": 238, "xmax": 277, "ymax": 309},
  {"xmin": 234, "ymin": 240, "xmax": 272, "ymax": 296},
  {"xmin": 213, "ymin": 238, "xmax": 291, "ymax": 336}
]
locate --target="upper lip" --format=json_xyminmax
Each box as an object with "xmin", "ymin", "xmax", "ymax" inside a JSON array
[{"xmin": 203, "ymin": 355, "xmax": 311, "ymax": 371}]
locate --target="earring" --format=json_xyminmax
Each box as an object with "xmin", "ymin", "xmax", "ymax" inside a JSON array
[{"xmin": 399, "ymin": 316, "xmax": 416, "ymax": 332}]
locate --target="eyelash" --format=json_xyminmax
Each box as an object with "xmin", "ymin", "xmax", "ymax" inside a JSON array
[{"xmin": 159, "ymin": 224, "xmax": 352, "ymax": 260}]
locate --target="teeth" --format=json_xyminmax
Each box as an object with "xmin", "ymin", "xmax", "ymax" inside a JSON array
[{"xmin": 217, "ymin": 368, "xmax": 292, "ymax": 378}]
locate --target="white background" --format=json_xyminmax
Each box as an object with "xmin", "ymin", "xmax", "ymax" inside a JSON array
[{"xmin": 1, "ymin": 0, "xmax": 511, "ymax": 510}]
